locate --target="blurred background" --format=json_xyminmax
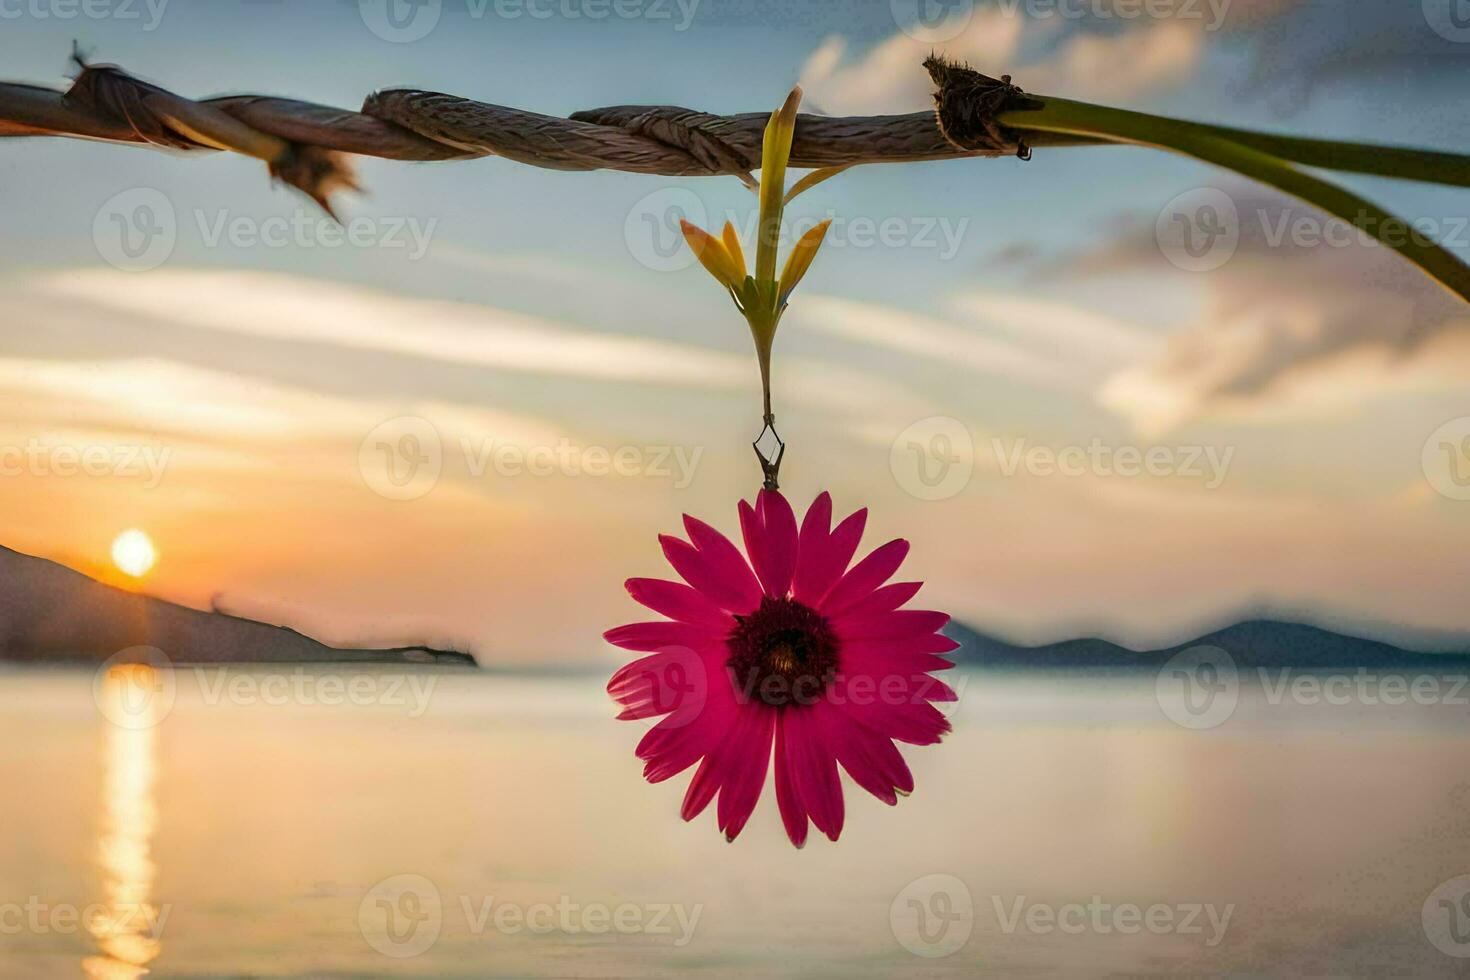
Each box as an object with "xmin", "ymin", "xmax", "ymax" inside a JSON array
[{"xmin": 3, "ymin": 1, "xmax": 1470, "ymax": 976}]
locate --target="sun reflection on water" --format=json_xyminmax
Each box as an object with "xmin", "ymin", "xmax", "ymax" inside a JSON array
[{"xmin": 84, "ymin": 666, "xmax": 164, "ymax": 979}]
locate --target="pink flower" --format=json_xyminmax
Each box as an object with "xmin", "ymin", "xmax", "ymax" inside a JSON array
[{"xmin": 605, "ymin": 490, "xmax": 957, "ymax": 846}]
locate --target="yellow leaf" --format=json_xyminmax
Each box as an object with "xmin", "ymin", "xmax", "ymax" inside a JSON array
[
  {"xmin": 680, "ymin": 219, "xmax": 742, "ymax": 288},
  {"xmin": 783, "ymin": 165, "xmax": 851, "ymax": 206},
  {"xmin": 778, "ymin": 219, "xmax": 831, "ymax": 303},
  {"xmin": 756, "ymin": 86, "xmax": 802, "ymax": 283},
  {"xmin": 721, "ymin": 221, "xmax": 747, "ymax": 280}
]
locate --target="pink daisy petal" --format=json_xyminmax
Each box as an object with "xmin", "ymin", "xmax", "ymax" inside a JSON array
[
  {"xmin": 840, "ymin": 671, "xmax": 958, "ymax": 707},
  {"xmin": 639, "ymin": 722, "xmax": 719, "ymax": 782},
  {"xmin": 831, "ymin": 580, "xmax": 922, "ymax": 619},
  {"xmin": 603, "ymin": 621, "xmax": 722, "ymax": 654},
  {"xmin": 820, "ymin": 700, "xmax": 915, "ymax": 800},
  {"xmin": 816, "ymin": 700, "xmax": 899, "ymax": 805},
  {"xmin": 837, "ymin": 642, "xmax": 956, "ymax": 678},
  {"xmin": 681, "ymin": 752, "xmax": 723, "ymax": 822},
  {"xmin": 784, "ymin": 706, "xmax": 845, "ymax": 841},
  {"xmin": 754, "ymin": 489, "xmax": 798, "ymax": 597},
  {"xmin": 737, "ymin": 500, "xmax": 770, "ymax": 597},
  {"xmin": 717, "ymin": 705, "xmax": 776, "ymax": 841},
  {"xmin": 833, "ymin": 609, "xmax": 951, "ymax": 640},
  {"xmin": 863, "ymin": 733, "xmax": 915, "ymax": 797},
  {"xmin": 838, "ymin": 633, "xmax": 960, "ymax": 658},
  {"xmin": 683, "ymin": 517, "xmax": 765, "ymax": 607},
  {"xmin": 679, "ymin": 692, "xmax": 764, "ymax": 823},
  {"xmin": 773, "ymin": 711, "xmax": 809, "ymax": 848},
  {"xmin": 636, "ymin": 681, "xmax": 738, "ymax": 782},
  {"xmin": 614, "ymin": 701, "xmax": 667, "ymax": 723},
  {"xmin": 608, "ymin": 647, "xmax": 722, "ymax": 721},
  {"xmin": 608, "ymin": 652, "xmax": 679, "ymax": 717},
  {"xmin": 834, "ymin": 692, "xmax": 952, "ymax": 746},
  {"xmin": 660, "ymin": 534, "xmax": 762, "ymax": 615},
  {"xmin": 820, "ymin": 539, "xmax": 910, "ymax": 616},
  {"xmin": 625, "ymin": 578, "xmax": 733, "ymax": 630},
  {"xmin": 920, "ymin": 676, "xmax": 959, "ymax": 702},
  {"xmin": 793, "ymin": 507, "xmax": 866, "ymax": 606},
  {"xmin": 791, "ymin": 492, "xmax": 833, "ymax": 601}
]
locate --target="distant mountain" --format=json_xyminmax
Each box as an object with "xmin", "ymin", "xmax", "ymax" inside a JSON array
[
  {"xmin": 943, "ymin": 619, "xmax": 1470, "ymax": 671},
  {"xmin": 0, "ymin": 545, "xmax": 475, "ymax": 666},
  {"xmin": 8, "ymin": 540, "xmax": 1462, "ymax": 673}
]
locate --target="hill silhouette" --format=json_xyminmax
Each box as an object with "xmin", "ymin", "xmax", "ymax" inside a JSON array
[
  {"xmin": 943, "ymin": 619, "xmax": 1470, "ymax": 671},
  {"xmin": 0, "ymin": 545, "xmax": 475, "ymax": 666}
]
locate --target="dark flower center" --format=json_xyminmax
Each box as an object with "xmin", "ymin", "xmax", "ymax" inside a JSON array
[{"xmin": 726, "ymin": 596, "xmax": 840, "ymax": 707}]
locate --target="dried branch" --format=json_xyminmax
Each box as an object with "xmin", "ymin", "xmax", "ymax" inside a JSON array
[{"xmin": 0, "ymin": 52, "xmax": 1057, "ymax": 213}]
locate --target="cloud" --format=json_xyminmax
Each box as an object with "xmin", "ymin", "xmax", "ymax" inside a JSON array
[
  {"xmin": 795, "ymin": 293, "xmax": 1067, "ymax": 384},
  {"xmin": 42, "ymin": 269, "xmax": 750, "ymax": 389},
  {"xmin": 798, "ymin": 7, "xmax": 1204, "ymax": 115},
  {"xmin": 799, "ymin": 13, "xmax": 1025, "ymax": 115},
  {"xmin": 1229, "ymin": 1, "xmax": 1470, "ymax": 113},
  {"xmin": 0, "ymin": 357, "xmax": 318, "ymax": 440},
  {"xmin": 797, "ymin": 1, "xmax": 1465, "ymax": 121},
  {"xmin": 34, "ymin": 268, "xmax": 927, "ymax": 423},
  {"xmin": 792, "ymin": 291, "xmax": 1156, "ymax": 389},
  {"xmin": 1080, "ymin": 188, "xmax": 1470, "ymax": 433},
  {"xmin": 947, "ymin": 292, "xmax": 1159, "ymax": 366},
  {"xmin": 0, "ymin": 356, "xmax": 569, "ymax": 455},
  {"xmin": 1030, "ymin": 18, "xmax": 1203, "ymax": 102}
]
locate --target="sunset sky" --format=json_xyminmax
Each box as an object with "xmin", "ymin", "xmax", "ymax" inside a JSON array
[{"xmin": 2, "ymin": 0, "xmax": 1469, "ymax": 662}]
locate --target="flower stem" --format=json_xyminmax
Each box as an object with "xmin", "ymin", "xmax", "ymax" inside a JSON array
[
  {"xmin": 999, "ymin": 97, "xmax": 1470, "ymax": 303},
  {"xmin": 757, "ymin": 335, "xmax": 773, "ymax": 419}
]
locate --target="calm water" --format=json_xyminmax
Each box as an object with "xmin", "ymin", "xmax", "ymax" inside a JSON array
[{"xmin": 2, "ymin": 667, "xmax": 1468, "ymax": 978}]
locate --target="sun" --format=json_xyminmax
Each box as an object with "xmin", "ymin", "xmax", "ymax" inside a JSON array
[{"xmin": 111, "ymin": 529, "xmax": 157, "ymax": 578}]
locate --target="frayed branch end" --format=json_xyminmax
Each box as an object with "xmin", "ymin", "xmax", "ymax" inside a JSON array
[{"xmin": 924, "ymin": 55, "xmax": 1041, "ymax": 159}]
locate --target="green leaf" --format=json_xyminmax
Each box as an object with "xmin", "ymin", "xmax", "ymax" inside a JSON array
[{"xmin": 1001, "ymin": 96, "xmax": 1470, "ymax": 304}]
